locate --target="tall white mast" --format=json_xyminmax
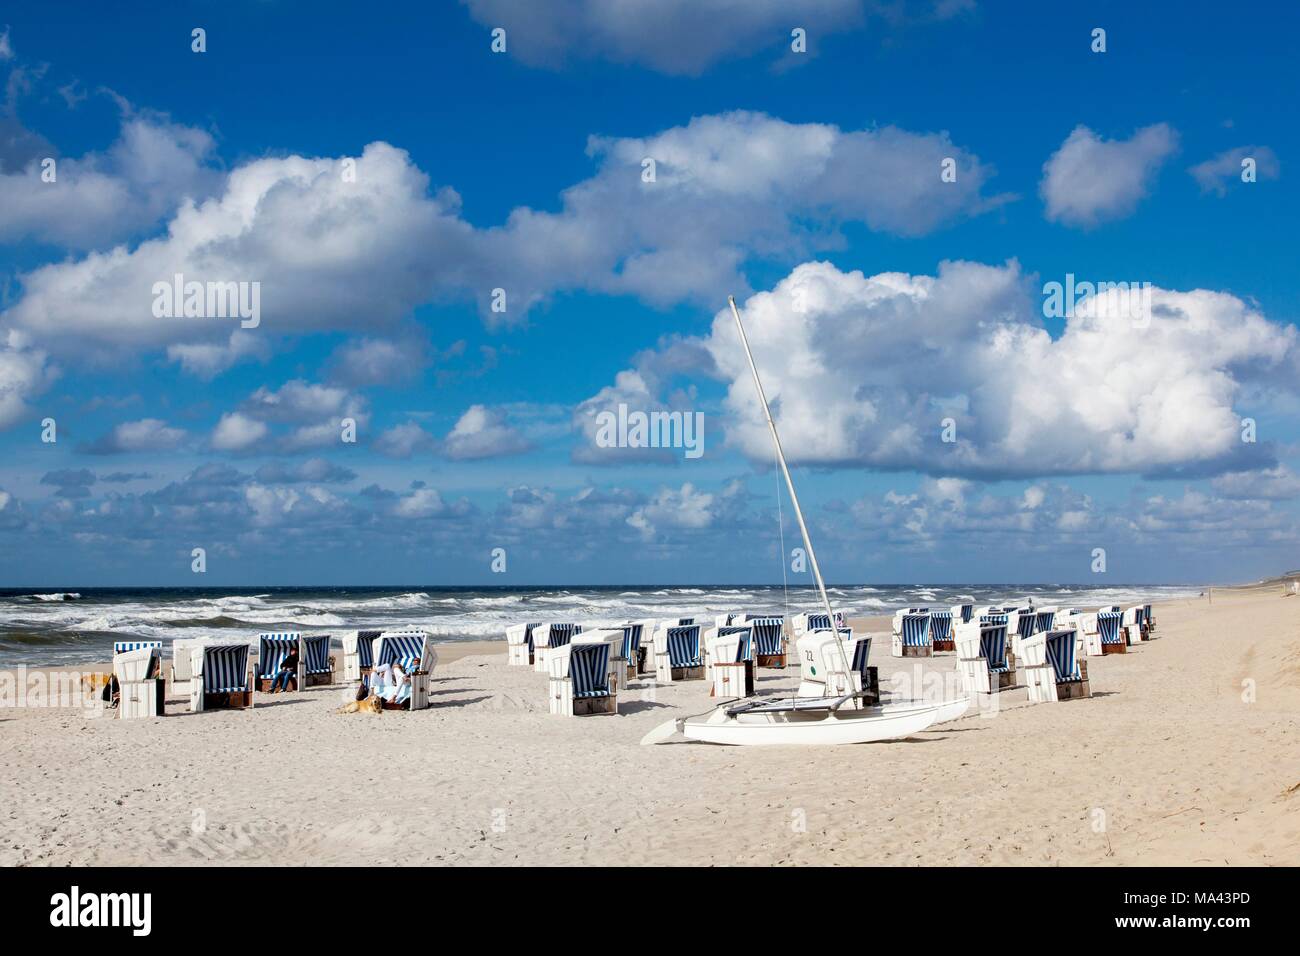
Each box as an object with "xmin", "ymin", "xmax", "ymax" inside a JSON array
[{"xmin": 728, "ymin": 295, "xmax": 853, "ymax": 686}]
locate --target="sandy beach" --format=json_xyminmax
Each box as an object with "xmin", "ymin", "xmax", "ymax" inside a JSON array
[{"xmin": 1, "ymin": 585, "xmax": 1296, "ymax": 866}]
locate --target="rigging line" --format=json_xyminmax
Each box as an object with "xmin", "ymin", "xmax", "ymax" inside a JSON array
[{"xmin": 776, "ymin": 443, "xmax": 790, "ymax": 630}]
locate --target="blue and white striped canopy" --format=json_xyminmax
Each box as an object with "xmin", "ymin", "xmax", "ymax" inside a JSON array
[
  {"xmin": 955, "ymin": 604, "xmax": 974, "ymax": 623},
  {"xmin": 929, "ymin": 611, "xmax": 953, "ymax": 641},
  {"xmin": 900, "ymin": 613, "xmax": 931, "ymax": 647},
  {"xmin": 666, "ymin": 625, "xmax": 702, "ymax": 668},
  {"xmin": 113, "ymin": 640, "xmax": 163, "ymax": 654},
  {"xmin": 807, "ymin": 611, "xmax": 845, "ymax": 631},
  {"xmin": 538, "ymin": 623, "xmax": 579, "ymax": 649},
  {"xmin": 302, "ymin": 634, "xmax": 332, "ymax": 675},
  {"xmin": 749, "ymin": 617, "xmax": 783, "ymax": 655},
  {"xmin": 1097, "ymin": 611, "xmax": 1123, "ymax": 644},
  {"xmin": 1045, "ymin": 631, "xmax": 1080, "ymax": 682},
  {"xmin": 376, "ymin": 632, "xmax": 427, "ymax": 671},
  {"xmin": 521, "ymin": 622, "xmax": 541, "ymax": 651},
  {"xmin": 980, "ymin": 625, "xmax": 1009, "ymax": 673},
  {"xmin": 257, "ymin": 633, "xmax": 300, "ymax": 678},
  {"xmin": 355, "ymin": 630, "xmax": 383, "ymax": 669},
  {"xmin": 1035, "ymin": 610, "xmax": 1056, "ymax": 633},
  {"xmin": 716, "ymin": 625, "xmax": 754, "ymax": 662},
  {"xmin": 202, "ymin": 644, "xmax": 250, "ymax": 694},
  {"xmin": 570, "ymin": 642, "xmax": 611, "ymax": 699},
  {"xmin": 848, "ymin": 631, "xmax": 871, "ymax": 676},
  {"xmin": 619, "ymin": 623, "xmax": 643, "ymax": 661}
]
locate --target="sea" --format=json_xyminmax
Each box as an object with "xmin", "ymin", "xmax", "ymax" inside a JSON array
[{"xmin": 0, "ymin": 583, "xmax": 1204, "ymax": 667}]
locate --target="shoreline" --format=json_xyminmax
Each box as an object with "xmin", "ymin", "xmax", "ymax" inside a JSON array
[{"xmin": 0, "ymin": 581, "xmax": 1250, "ymax": 672}]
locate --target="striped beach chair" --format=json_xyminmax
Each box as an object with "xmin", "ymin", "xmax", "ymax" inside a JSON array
[
  {"xmin": 704, "ymin": 625, "xmax": 756, "ymax": 698},
  {"xmin": 794, "ymin": 628, "xmax": 878, "ymax": 703},
  {"xmin": 343, "ymin": 629, "xmax": 382, "ymax": 682},
  {"xmin": 955, "ymin": 622, "xmax": 1015, "ymax": 694},
  {"xmin": 1024, "ymin": 628, "xmax": 1092, "ymax": 703},
  {"xmin": 1121, "ymin": 606, "xmax": 1147, "ymax": 645},
  {"xmin": 654, "ymin": 624, "xmax": 704, "ymax": 683},
  {"xmin": 168, "ymin": 638, "xmax": 212, "ymax": 700},
  {"xmin": 505, "ymin": 622, "xmax": 541, "ymax": 666},
  {"xmin": 545, "ymin": 640, "xmax": 618, "ymax": 716},
  {"xmin": 256, "ymin": 632, "xmax": 301, "ymax": 692},
  {"xmin": 113, "ymin": 646, "xmax": 163, "ymax": 719},
  {"xmin": 929, "ymin": 610, "xmax": 954, "ymax": 651},
  {"xmin": 531, "ymin": 622, "xmax": 582, "ymax": 674},
  {"xmin": 1097, "ymin": 610, "xmax": 1125, "ymax": 654},
  {"xmin": 301, "ymin": 634, "xmax": 334, "ymax": 686},
  {"xmin": 190, "ymin": 643, "xmax": 253, "ymax": 712},
  {"xmin": 749, "ymin": 616, "xmax": 787, "ymax": 667},
  {"xmin": 951, "ymin": 603, "xmax": 974, "ymax": 624},
  {"xmin": 842, "ymin": 630, "xmax": 880, "ymax": 704},
  {"xmin": 617, "ymin": 622, "xmax": 646, "ymax": 680},
  {"xmin": 1143, "ymin": 603, "xmax": 1156, "ymax": 634},
  {"xmin": 371, "ymin": 630, "xmax": 438, "ymax": 710},
  {"xmin": 892, "ymin": 612, "xmax": 932, "ymax": 658}
]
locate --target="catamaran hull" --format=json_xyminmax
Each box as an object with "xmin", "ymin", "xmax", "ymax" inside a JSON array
[{"xmin": 679, "ymin": 700, "xmax": 947, "ymax": 746}]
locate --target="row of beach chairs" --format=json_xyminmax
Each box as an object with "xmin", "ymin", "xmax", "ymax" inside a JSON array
[
  {"xmin": 505, "ymin": 610, "xmax": 871, "ymax": 717},
  {"xmin": 111, "ymin": 629, "xmax": 439, "ymax": 719}
]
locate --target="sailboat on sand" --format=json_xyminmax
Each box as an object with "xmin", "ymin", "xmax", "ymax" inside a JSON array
[{"xmin": 641, "ymin": 296, "xmax": 969, "ymax": 746}]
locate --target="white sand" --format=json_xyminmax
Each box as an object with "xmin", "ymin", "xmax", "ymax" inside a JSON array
[{"xmin": 1, "ymin": 587, "xmax": 1297, "ymax": 865}]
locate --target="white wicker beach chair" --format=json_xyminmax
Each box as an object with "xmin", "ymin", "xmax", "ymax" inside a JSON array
[
  {"xmin": 190, "ymin": 643, "xmax": 253, "ymax": 712},
  {"xmin": 1023, "ymin": 628, "xmax": 1091, "ymax": 702}
]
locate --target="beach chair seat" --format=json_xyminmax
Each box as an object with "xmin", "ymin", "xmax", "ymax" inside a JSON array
[
  {"xmin": 1023, "ymin": 629, "xmax": 1092, "ymax": 703},
  {"xmin": 190, "ymin": 643, "xmax": 253, "ymax": 712},
  {"xmin": 654, "ymin": 624, "xmax": 705, "ymax": 683},
  {"xmin": 505, "ymin": 622, "xmax": 540, "ymax": 666},
  {"xmin": 343, "ymin": 629, "xmax": 382, "ymax": 682},
  {"xmin": 955, "ymin": 621, "xmax": 1016, "ymax": 695},
  {"xmin": 531, "ymin": 623, "xmax": 581, "ymax": 673},
  {"xmin": 255, "ymin": 632, "xmax": 302, "ymax": 692},
  {"xmin": 929, "ymin": 610, "xmax": 954, "ymax": 651},
  {"xmin": 748, "ymin": 616, "xmax": 787, "ymax": 668},
  {"xmin": 546, "ymin": 640, "xmax": 618, "ymax": 716},
  {"xmin": 300, "ymin": 634, "xmax": 335, "ymax": 686},
  {"xmin": 891, "ymin": 612, "xmax": 932, "ymax": 658},
  {"xmin": 113, "ymin": 646, "xmax": 164, "ymax": 719},
  {"xmin": 371, "ymin": 630, "xmax": 438, "ymax": 710},
  {"xmin": 1086, "ymin": 610, "xmax": 1126, "ymax": 656}
]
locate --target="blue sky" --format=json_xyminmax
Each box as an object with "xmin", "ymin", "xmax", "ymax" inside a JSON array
[{"xmin": 0, "ymin": 0, "xmax": 1297, "ymax": 586}]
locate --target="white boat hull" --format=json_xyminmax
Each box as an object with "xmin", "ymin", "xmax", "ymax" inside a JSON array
[{"xmin": 677, "ymin": 699, "xmax": 952, "ymax": 746}]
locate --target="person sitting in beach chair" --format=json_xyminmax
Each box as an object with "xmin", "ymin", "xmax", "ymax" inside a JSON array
[
  {"xmin": 269, "ymin": 644, "xmax": 300, "ymax": 693},
  {"xmin": 373, "ymin": 660, "xmax": 413, "ymax": 706}
]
